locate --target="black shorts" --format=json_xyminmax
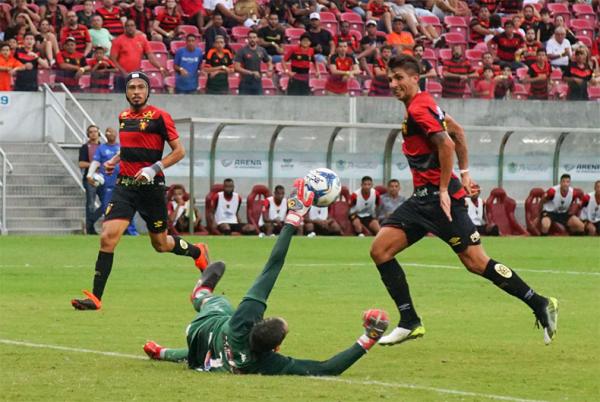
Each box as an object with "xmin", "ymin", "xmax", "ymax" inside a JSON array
[
  {"xmin": 104, "ymin": 184, "xmax": 168, "ymax": 233},
  {"xmin": 382, "ymin": 192, "xmax": 481, "ymax": 253},
  {"xmin": 350, "ymin": 214, "xmax": 376, "ymax": 227},
  {"xmin": 541, "ymin": 211, "xmax": 570, "ymax": 226}
]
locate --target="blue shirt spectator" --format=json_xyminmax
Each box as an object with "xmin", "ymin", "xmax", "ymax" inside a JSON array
[{"xmin": 174, "ymin": 34, "xmax": 203, "ymax": 94}]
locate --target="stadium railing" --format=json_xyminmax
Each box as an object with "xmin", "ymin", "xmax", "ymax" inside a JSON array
[{"xmin": 0, "ymin": 147, "xmax": 14, "ymax": 235}]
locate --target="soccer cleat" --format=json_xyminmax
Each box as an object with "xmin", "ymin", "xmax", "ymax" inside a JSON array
[
  {"xmin": 378, "ymin": 322, "xmax": 425, "ymax": 346},
  {"xmin": 194, "ymin": 243, "xmax": 210, "ymax": 271},
  {"xmin": 535, "ymin": 297, "xmax": 559, "ymax": 345},
  {"xmin": 71, "ymin": 290, "xmax": 102, "ymax": 310},
  {"xmin": 143, "ymin": 341, "xmax": 164, "ymax": 360},
  {"xmin": 190, "ymin": 261, "xmax": 226, "ymax": 301}
]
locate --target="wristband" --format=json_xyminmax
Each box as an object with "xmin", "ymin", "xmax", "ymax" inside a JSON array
[
  {"xmin": 357, "ymin": 334, "xmax": 377, "ymax": 351},
  {"xmin": 150, "ymin": 161, "xmax": 164, "ymax": 174},
  {"xmin": 459, "ymin": 169, "xmax": 469, "ymax": 175}
]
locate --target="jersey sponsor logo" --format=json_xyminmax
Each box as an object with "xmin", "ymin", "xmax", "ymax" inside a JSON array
[
  {"xmin": 470, "ymin": 231, "xmax": 481, "ymax": 243},
  {"xmin": 494, "ymin": 263, "xmax": 513, "ymax": 278},
  {"xmin": 179, "ymin": 239, "xmax": 188, "ymax": 250},
  {"xmin": 448, "ymin": 236, "xmax": 461, "ymax": 246}
]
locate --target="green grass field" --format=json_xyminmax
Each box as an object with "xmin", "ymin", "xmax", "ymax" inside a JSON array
[{"xmin": 1, "ymin": 235, "xmax": 599, "ymax": 401}]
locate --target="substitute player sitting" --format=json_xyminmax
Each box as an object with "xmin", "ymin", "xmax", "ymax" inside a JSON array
[
  {"xmin": 540, "ymin": 174, "xmax": 585, "ymax": 235},
  {"xmin": 211, "ymin": 178, "xmax": 257, "ymax": 235},
  {"xmin": 370, "ymin": 55, "xmax": 558, "ymax": 346},
  {"xmin": 349, "ymin": 176, "xmax": 381, "ymax": 236},
  {"xmin": 580, "ymin": 180, "xmax": 600, "ymax": 236},
  {"xmin": 304, "ymin": 205, "xmax": 342, "ymax": 237},
  {"xmin": 258, "ymin": 185, "xmax": 290, "ymax": 236},
  {"xmin": 143, "ymin": 180, "xmax": 390, "ymax": 375},
  {"xmin": 71, "ymin": 72, "xmax": 209, "ymax": 311}
]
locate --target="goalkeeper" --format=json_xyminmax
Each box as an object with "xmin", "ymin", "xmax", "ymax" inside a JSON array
[{"xmin": 143, "ymin": 179, "xmax": 389, "ymax": 375}]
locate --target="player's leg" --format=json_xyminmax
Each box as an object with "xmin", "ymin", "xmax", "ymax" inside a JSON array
[
  {"xmin": 304, "ymin": 221, "xmax": 315, "ymax": 235},
  {"xmin": 540, "ymin": 212, "xmax": 552, "ymax": 235},
  {"xmin": 148, "ymin": 230, "xmax": 209, "ymax": 270},
  {"xmin": 263, "ymin": 222, "xmax": 274, "ymax": 235},
  {"xmin": 190, "ymin": 261, "xmax": 227, "ymax": 311},
  {"xmin": 143, "ymin": 341, "xmax": 188, "ymax": 362},
  {"xmin": 351, "ymin": 216, "xmax": 363, "ymax": 235},
  {"xmin": 242, "ymin": 223, "xmax": 258, "ymax": 235},
  {"xmin": 218, "ymin": 223, "xmax": 232, "ymax": 235},
  {"xmin": 584, "ymin": 221, "xmax": 597, "ymax": 236},
  {"xmin": 368, "ymin": 218, "xmax": 381, "ymax": 235},
  {"xmin": 566, "ymin": 215, "xmax": 585, "ymax": 235},
  {"xmin": 327, "ymin": 219, "xmax": 342, "ymax": 235}
]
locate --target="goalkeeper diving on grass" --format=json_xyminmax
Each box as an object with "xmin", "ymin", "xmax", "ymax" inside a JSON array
[{"xmin": 143, "ymin": 179, "xmax": 390, "ymax": 375}]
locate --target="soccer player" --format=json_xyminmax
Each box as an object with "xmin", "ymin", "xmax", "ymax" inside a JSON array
[
  {"xmin": 540, "ymin": 174, "xmax": 585, "ymax": 236},
  {"xmin": 464, "ymin": 184, "xmax": 498, "ymax": 236},
  {"xmin": 349, "ymin": 176, "xmax": 381, "ymax": 236},
  {"xmin": 580, "ymin": 180, "xmax": 600, "ymax": 236},
  {"xmin": 370, "ymin": 55, "xmax": 558, "ymax": 345},
  {"xmin": 304, "ymin": 206, "xmax": 342, "ymax": 237},
  {"xmin": 211, "ymin": 178, "xmax": 257, "ymax": 235},
  {"xmin": 71, "ymin": 71, "xmax": 209, "ymax": 311},
  {"xmin": 259, "ymin": 185, "xmax": 288, "ymax": 236},
  {"xmin": 143, "ymin": 180, "xmax": 390, "ymax": 375}
]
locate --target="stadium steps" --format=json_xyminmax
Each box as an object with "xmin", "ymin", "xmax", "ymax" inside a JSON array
[{"xmin": 1, "ymin": 142, "xmax": 85, "ymax": 235}]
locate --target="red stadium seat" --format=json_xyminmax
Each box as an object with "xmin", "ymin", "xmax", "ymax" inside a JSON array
[
  {"xmin": 375, "ymin": 185, "xmax": 387, "ymax": 196},
  {"xmin": 524, "ymin": 188, "xmax": 567, "ymax": 235},
  {"xmin": 513, "ymin": 83, "xmax": 529, "ymax": 100},
  {"xmin": 279, "ymin": 75, "xmax": 289, "ymax": 92},
  {"xmin": 484, "ymin": 188, "xmax": 528, "ymax": 235},
  {"xmin": 148, "ymin": 41, "xmax": 168, "ymax": 53},
  {"xmin": 205, "ymin": 184, "xmax": 224, "ymax": 235},
  {"xmin": 420, "ymin": 15, "xmax": 442, "ymax": 35},
  {"xmin": 320, "ymin": 11, "xmax": 339, "ymax": 34},
  {"xmin": 170, "ymin": 40, "xmax": 186, "ymax": 55},
  {"xmin": 473, "ymin": 42, "xmax": 488, "ymax": 52},
  {"xmin": 546, "ymin": 3, "xmax": 571, "ymax": 25},
  {"xmin": 178, "ymin": 25, "xmax": 200, "ymax": 37},
  {"xmin": 147, "ymin": 72, "xmax": 165, "ymax": 93},
  {"xmin": 141, "ymin": 59, "xmax": 159, "ymax": 72},
  {"xmin": 444, "ymin": 15, "xmax": 468, "ymax": 39},
  {"xmin": 228, "ymin": 75, "xmax": 240, "ymax": 94},
  {"xmin": 329, "ymin": 186, "xmax": 353, "ymax": 235},
  {"xmin": 310, "ymin": 78, "xmax": 327, "ymax": 96},
  {"xmin": 341, "ymin": 12, "xmax": 364, "ymax": 32},
  {"xmin": 164, "ymin": 75, "xmax": 175, "ymax": 90},
  {"xmin": 167, "ymin": 59, "xmax": 174, "ymax": 73},
  {"xmin": 426, "ymin": 80, "xmax": 442, "ymax": 98},
  {"xmin": 515, "ymin": 67, "xmax": 528, "ymax": 81},
  {"xmin": 262, "ymin": 77, "xmax": 277, "ymax": 95},
  {"xmin": 444, "ymin": 32, "xmax": 467, "ymax": 48},
  {"xmin": 550, "ymin": 83, "xmax": 568, "ymax": 100},
  {"xmin": 197, "ymin": 75, "xmax": 207, "ymax": 91},
  {"xmin": 438, "ymin": 48, "xmax": 452, "ymax": 61},
  {"xmin": 232, "ymin": 26, "xmax": 251, "ymax": 42},
  {"xmin": 229, "ymin": 42, "xmax": 245, "ymax": 53},
  {"xmin": 466, "ymin": 49, "xmax": 482, "ymax": 64},
  {"xmin": 572, "ymin": 3, "xmax": 596, "ymax": 23},
  {"xmin": 575, "ymin": 35, "xmax": 593, "ymax": 48},
  {"xmin": 246, "ymin": 185, "xmax": 271, "ymax": 229},
  {"xmin": 285, "ymin": 28, "xmax": 305, "ymax": 43},
  {"xmin": 154, "ymin": 5, "xmax": 165, "ymax": 15},
  {"xmin": 71, "ymin": 4, "xmax": 85, "ymax": 12},
  {"xmin": 153, "ymin": 52, "xmax": 169, "ymax": 69},
  {"xmin": 550, "ymin": 68, "xmax": 562, "ymax": 86},
  {"xmin": 349, "ymin": 29, "xmax": 363, "ymax": 41},
  {"xmin": 38, "ymin": 69, "xmax": 55, "ymax": 86},
  {"xmin": 79, "ymin": 75, "xmax": 91, "ymax": 90},
  {"xmin": 422, "ymin": 47, "xmax": 438, "ymax": 69},
  {"xmin": 588, "ymin": 86, "xmax": 600, "ymax": 101},
  {"xmin": 364, "ymin": 79, "xmax": 371, "ymax": 92},
  {"xmin": 348, "ymin": 78, "xmax": 362, "ymax": 96}
]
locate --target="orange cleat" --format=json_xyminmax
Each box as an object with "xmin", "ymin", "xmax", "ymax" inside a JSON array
[
  {"xmin": 71, "ymin": 290, "xmax": 102, "ymax": 310},
  {"xmin": 143, "ymin": 341, "xmax": 164, "ymax": 360},
  {"xmin": 194, "ymin": 243, "xmax": 210, "ymax": 271}
]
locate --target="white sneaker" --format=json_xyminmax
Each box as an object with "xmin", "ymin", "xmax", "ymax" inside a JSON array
[
  {"xmin": 378, "ymin": 324, "xmax": 425, "ymax": 346},
  {"xmin": 358, "ymin": 233, "xmax": 365, "ymax": 237},
  {"xmin": 258, "ymin": 232, "xmax": 265, "ymax": 238},
  {"xmin": 307, "ymin": 232, "xmax": 316, "ymax": 238}
]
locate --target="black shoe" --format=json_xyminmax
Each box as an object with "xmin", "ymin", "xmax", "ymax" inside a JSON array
[
  {"xmin": 190, "ymin": 261, "xmax": 226, "ymax": 300},
  {"xmin": 71, "ymin": 291, "xmax": 102, "ymax": 310}
]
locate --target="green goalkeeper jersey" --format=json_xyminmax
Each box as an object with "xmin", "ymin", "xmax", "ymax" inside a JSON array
[{"xmin": 186, "ymin": 224, "xmax": 366, "ymax": 375}]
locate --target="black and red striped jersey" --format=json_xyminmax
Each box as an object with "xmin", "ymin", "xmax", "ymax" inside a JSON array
[
  {"xmin": 118, "ymin": 105, "xmax": 179, "ymax": 179},
  {"xmin": 401, "ymin": 92, "xmax": 466, "ymax": 199},
  {"xmin": 96, "ymin": 6, "xmax": 124, "ymax": 36}
]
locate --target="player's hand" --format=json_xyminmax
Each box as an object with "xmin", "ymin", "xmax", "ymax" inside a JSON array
[
  {"xmin": 86, "ymin": 176, "xmax": 96, "ymax": 186},
  {"xmin": 357, "ymin": 308, "xmax": 389, "ymax": 350},
  {"xmin": 285, "ymin": 178, "xmax": 314, "ymax": 226},
  {"xmin": 134, "ymin": 162, "xmax": 163, "ymax": 183},
  {"xmin": 440, "ymin": 189, "xmax": 452, "ymax": 222},
  {"xmin": 104, "ymin": 160, "xmax": 116, "ymax": 175},
  {"xmin": 461, "ymin": 171, "xmax": 474, "ymax": 195}
]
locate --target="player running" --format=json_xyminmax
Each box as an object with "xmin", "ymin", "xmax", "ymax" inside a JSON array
[
  {"xmin": 143, "ymin": 180, "xmax": 390, "ymax": 375},
  {"xmin": 370, "ymin": 55, "xmax": 558, "ymax": 346},
  {"xmin": 71, "ymin": 71, "xmax": 209, "ymax": 311}
]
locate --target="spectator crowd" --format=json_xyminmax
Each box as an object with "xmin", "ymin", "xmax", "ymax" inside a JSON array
[{"xmin": 1, "ymin": 0, "xmax": 599, "ymax": 99}]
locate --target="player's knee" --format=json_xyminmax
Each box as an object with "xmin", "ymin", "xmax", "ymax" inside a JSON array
[
  {"xmin": 100, "ymin": 231, "xmax": 117, "ymax": 251},
  {"xmin": 370, "ymin": 241, "xmax": 388, "ymax": 263},
  {"xmin": 151, "ymin": 237, "xmax": 170, "ymax": 252}
]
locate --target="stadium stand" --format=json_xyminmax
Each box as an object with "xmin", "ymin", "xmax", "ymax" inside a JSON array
[{"xmin": 485, "ymin": 188, "xmax": 528, "ymax": 236}]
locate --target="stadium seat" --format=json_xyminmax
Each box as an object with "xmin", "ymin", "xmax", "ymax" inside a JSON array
[
  {"xmin": 148, "ymin": 41, "xmax": 168, "ymax": 53},
  {"xmin": 71, "ymin": 4, "xmax": 85, "ymax": 12},
  {"xmin": 375, "ymin": 185, "xmax": 387, "ymax": 195},
  {"xmin": 141, "ymin": 59, "xmax": 159, "ymax": 72},
  {"xmin": 37, "ymin": 69, "xmax": 55, "ymax": 86},
  {"xmin": 513, "ymin": 83, "xmax": 529, "ymax": 100},
  {"xmin": 198, "ymin": 75, "xmax": 207, "ymax": 91},
  {"xmin": 279, "ymin": 76, "xmax": 289, "ymax": 92},
  {"xmin": 79, "ymin": 75, "xmax": 91, "ymax": 90},
  {"xmin": 524, "ymin": 188, "xmax": 567, "ymax": 235},
  {"xmin": 444, "ymin": 32, "xmax": 467, "ymax": 48},
  {"xmin": 341, "ymin": 12, "xmax": 364, "ymax": 32},
  {"xmin": 166, "ymin": 185, "xmax": 208, "ymax": 235},
  {"xmin": 466, "ymin": 49, "xmax": 483, "ymax": 67},
  {"xmin": 575, "ymin": 35, "xmax": 593, "ymax": 48},
  {"xmin": 246, "ymin": 185, "xmax": 271, "ymax": 230},
  {"xmin": 329, "ymin": 186, "xmax": 353, "ymax": 235},
  {"xmin": 546, "ymin": 3, "xmax": 571, "ymax": 25},
  {"xmin": 164, "ymin": 75, "xmax": 175, "ymax": 91},
  {"xmin": 147, "ymin": 72, "xmax": 165, "ymax": 93},
  {"xmin": 285, "ymin": 28, "xmax": 305, "ymax": 43},
  {"xmin": 232, "ymin": 26, "xmax": 251, "ymax": 42},
  {"xmin": 229, "ymin": 42, "xmax": 245, "ymax": 53},
  {"xmin": 364, "ymin": 79, "xmax": 371, "ymax": 92},
  {"xmin": 178, "ymin": 25, "xmax": 200, "ymax": 37},
  {"xmin": 228, "ymin": 75, "xmax": 240, "ymax": 95},
  {"xmin": 310, "ymin": 78, "xmax": 327, "ymax": 96},
  {"xmin": 572, "ymin": 3, "xmax": 596, "ymax": 23},
  {"xmin": 320, "ymin": 11, "xmax": 339, "ymax": 34},
  {"xmin": 515, "ymin": 67, "xmax": 529, "ymax": 81},
  {"xmin": 473, "ymin": 42, "xmax": 488, "ymax": 53},
  {"xmin": 484, "ymin": 188, "xmax": 528, "ymax": 235},
  {"xmin": 262, "ymin": 77, "xmax": 277, "ymax": 95},
  {"xmin": 438, "ymin": 48, "xmax": 452, "ymax": 61},
  {"xmin": 420, "ymin": 15, "xmax": 442, "ymax": 35},
  {"xmin": 444, "ymin": 16, "xmax": 468, "ymax": 39},
  {"xmin": 550, "ymin": 83, "xmax": 568, "ymax": 100},
  {"xmin": 170, "ymin": 40, "xmax": 186, "ymax": 55},
  {"xmin": 205, "ymin": 184, "xmax": 228, "ymax": 235},
  {"xmin": 349, "ymin": 29, "xmax": 363, "ymax": 41},
  {"xmin": 588, "ymin": 86, "xmax": 600, "ymax": 101},
  {"xmin": 154, "ymin": 5, "xmax": 165, "ymax": 15},
  {"xmin": 550, "ymin": 68, "xmax": 562, "ymax": 87},
  {"xmin": 153, "ymin": 52, "xmax": 169, "ymax": 69},
  {"xmin": 348, "ymin": 79, "xmax": 362, "ymax": 96}
]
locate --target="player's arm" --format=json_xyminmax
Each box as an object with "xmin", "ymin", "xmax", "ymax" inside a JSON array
[
  {"xmin": 430, "ymin": 131, "xmax": 455, "ymax": 221},
  {"xmin": 444, "ymin": 113, "xmax": 473, "ymax": 194}
]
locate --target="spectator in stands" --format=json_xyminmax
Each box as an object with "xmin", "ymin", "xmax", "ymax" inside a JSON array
[
  {"xmin": 474, "ymin": 66, "xmax": 495, "ymax": 98},
  {"xmin": 203, "ymin": 0, "xmax": 246, "ymax": 28},
  {"xmin": 179, "ymin": 0, "xmax": 205, "ymax": 31},
  {"xmin": 258, "ymin": 14, "xmax": 286, "ymax": 63},
  {"xmin": 325, "ymin": 40, "xmax": 359, "ymax": 95},
  {"xmin": 204, "ymin": 14, "xmax": 230, "ymax": 53},
  {"xmin": 388, "ymin": 0, "xmax": 439, "ymax": 43},
  {"xmin": 152, "ymin": 0, "xmax": 182, "ymax": 45},
  {"xmin": 476, "ymin": 0, "xmax": 497, "ymax": 13},
  {"xmin": 478, "ymin": 51, "xmax": 501, "ymax": 76},
  {"xmin": 515, "ymin": 28, "xmax": 542, "ymax": 67},
  {"xmin": 357, "ymin": 20, "xmax": 385, "ymax": 73},
  {"xmin": 386, "ymin": 16, "xmax": 414, "ymax": 56},
  {"xmin": 39, "ymin": 0, "xmax": 65, "ymax": 37},
  {"xmin": 535, "ymin": 8, "xmax": 553, "ymax": 45},
  {"xmin": 546, "ymin": 27, "xmax": 571, "ymax": 72},
  {"xmin": 79, "ymin": 124, "xmax": 101, "ymax": 235},
  {"xmin": 540, "ymin": 173, "xmax": 585, "ymax": 236},
  {"xmin": 76, "ymin": 0, "xmax": 95, "ymax": 29},
  {"xmin": 306, "ymin": 13, "xmax": 334, "ymax": 63},
  {"xmin": 174, "ymin": 34, "xmax": 203, "ymax": 94},
  {"xmin": 0, "ymin": 42, "xmax": 24, "ymax": 91},
  {"xmin": 204, "ymin": 35, "xmax": 234, "ymax": 94},
  {"xmin": 511, "ymin": 15, "xmax": 526, "ymax": 38},
  {"xmin": 0, "ymin": 6, "xmax": 10, "ymax": 36},
  {"xmin": 267, "ymin": 0, "xmax": 289, "ymax": 25},
  {"xmin": 523, "ymin": 48, "xmax": 551, "ymax": 100},
  {"xmin": 123, "ymin": 0, "xmax": 154, "ymax": 39},
  {"xmin": 56, "ymin": 36, "xmax": 88, "ymax": 91},
  {"xmin": 288, "ymin": 0, "xmax": 316, "ymax": 28},
  {"xmin": 88, "ymin": 46, "xmax": 117, "ymax": 92},
  {"xmin": 110, "ymin": 19, "xmax": 167, "ymax": 91},
  {"xmin": 441, "ymin": 44, "xmax": 477, "ymax": 98},
  {"xmin": 553, "ymin": 15, "xmax": 578, "ymax": 46},
  {"xmin": 96, "ymin": 0, "xmax": 124, "ymax": 37},
  {"xmin": 5, "ymin": 11, "xmax": 36, "ymax": 47},
  {"xmin": 414, "ymin": 43, "xmax": 436, "ymax": 91},
  {"xmin": 349, "ymin": 175, "xmax": 380, "ymax": 236},
  {"xmin": 259, "ymin": 185, "xmax": 289, "ymax": 236},
  {"xmin": 465, "ymin": 184, "xmax": 499, "ymax": 236},
  {"xmin": 234, "ymin": 31, "xmax": 272, "ymax": 95},
  {"xmin": 60, "ymin": 11, "xmax": 92, "ymax": 56},
  {"xmin": 14, "ymin": 33, "xmax": 49, "ymax": 91},
  {"xmin": 485, "ymin": 13, "xmax": 503, "ymax": 43},
  {"xmin": 211, "ymin": 178, "xmax": 257, "ymax": 235},
  {"xmin": 493, "ymin": 65, "xmax": 515, "ymax": 99},
  {"xmin": 11, "ymin": 0, "xmax": 40, "ymax": 26},
  {"xmin": 564, "ymin": 47, "xmax": 594, "ymax": 101},
  {"xmin": 432, "ymin": 0, "xmax": 471, "ymax": 22},
  {"xmin": 366, "ymin": 0, "xmax": 392, "ymax": 34},
  {"xmin": 284, "ymin": 32, "xmax": 319, "ymax": 95},
  {"xmin": 369, "ymin": 44, "xmax": 392, "ymax": 96},
  {"xmin": 499, "ymin": 0, "xmax": 522, "ymax": 15},
  {"xmin": 520, "ymin": 4, "xmax": 538, "ymax": 32},
  {"xmin": 580, "ymin": 180, "xmax": 600, "ymax": 236},
  {"xmin": 36, "ymin": 19, "xmax": 60, "ymax": 66},
  {"xmin": 469, "ymin": 6, "xmax": 492, "ymax": 45},
  {"xmin": 377, "ymin": 179, "xmax": 405, "ymax": 222},
  {"xmin": 89, "ymin": 15, "xmax": 114, "ymax": 53},
  {"xmin": 334, "ymin": 21, "xmax": 359, "ymax": 54},
  {"xmin": 168, "ymin": 184, "xmax": 203, "ymax": 234},
  {"xmin": 233, "ymin": 0, "xmax": 262, "ymax": 27},
  {"xmin": 304, "ymin": 206, "xmax": 342, "ymax": 236},
  {"xmin": 490, "ymin": 20, "xmax": 525, "ymax": 70}
]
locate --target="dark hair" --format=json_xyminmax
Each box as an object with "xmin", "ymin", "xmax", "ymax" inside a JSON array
[
  {"xmin": 523, "ymin": 4, "xmax": 533, "ymax": 11},
  {"xmin": 23, "ymin": 32, "xmax": 36, "ymax": 39},
  {"xmin": 86, "ymin": 124, "xmax": 99, "ymax": 136},
  {"xmin": 300, "ymin": 32, "xmax": 311, "ymax": 41},
  {"xmin": 224, "ymin": 178, "xmax": 234, "ymax": 184},
  {"xmin": 249, "ymin": 318, "xmax": 287, "ymax": 355},
  {"xmin": 337, "ymin": 40, "xmax": 348, "ymax": 46},
  {"xmin": 274, "ymin": 185, "xmax": 284, "ymax": 192},
  {"xmin": 387, "ymin": 179, "xmax": 400, "ymax": 185},
  {"xmin": 560, "ymin": 174, "xmax": 571, "ymax": 181},
  {"xmin": 540, "ymin": 7, "xmax": 550, "ymax": 15},
  {"xmin": 361, "ymin": 176, "xmax": 373, "ymax": 183},
  {"xmin": 483, "ymin": 66, "xmax": 493, "ymax": 72},
  {"xmin": 504, "ymin": 20, "xmax": 514, "ymax": 28},
  {"xmin": 381, "ymin": 44, "xmax": 393, "ymax": 52},
  {"xmin": 0, "ymin": 42, "xmax": 9, "ymax": 50},
  {"xmin": 186, "ymin": 33, "xmax": 196, "ymax": 40},
  {"xmin": 536, "ymin": 48, "xmax": 546, "ymax": 54},
  {"xmin": 413, "ymin": 43, "xmax": 424, "ymax": 51},
  {"xmin": 387, "ymin": 54, "xmax": 421, "ymax": 76},
  {"xmin": 489, "ymin": 14, "xmax": 502, "ymax": 28}
]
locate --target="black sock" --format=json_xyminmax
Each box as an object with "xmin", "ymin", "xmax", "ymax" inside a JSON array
[
  {"xmin": 482, "ymin": 259, "xmax": 547, "ymax": 313},
  {"xmin": 92, "ymin": 251, "xmax": 114, "ymax": 300},
  {"xmin": 376, "ymin": 259, "xmax": 420, "ymax": 326},
  {"xmin": 170, "ymin": 236, "xmax": 200, "ymax": 259}
]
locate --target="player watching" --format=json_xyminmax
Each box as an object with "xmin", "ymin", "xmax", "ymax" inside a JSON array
[
  {"xmin": 211, "ymin": 178, "xmax": 257, "ymax": 235},
  {"xmin": 304, "ymin": 206, "xmax": 342, "ymax": 237},
  {"xmin": 580, "ymin": 180, "xmax": 600, "ymax": 236},
  {"xmin": 143, "ymin": 180, "xmax": 390, "ymax": 375},
  {"xmin": 540, "ymin": 174, "xmax": 585, "ymax": 236},
  {"xmin": 71, "ymin": 71, "xmax": 209, "ymax": 311},
  {"xmin": 465, "ymin": 184, "xmax": 498, "ymax": 236},
  {"xmin": 370, "ymin": 55, "xmax": 558, "ymax": 346},
  {"xmin": 259, "ymin": 185, "xmax": 289, "ymax": 236},
  {"xmin": 349, "ymin": 176, "xmax": 381, "ymax": 236},
  {"xmin": 377, "ymin": 179, "xmax": 405, "ymax": 223}
]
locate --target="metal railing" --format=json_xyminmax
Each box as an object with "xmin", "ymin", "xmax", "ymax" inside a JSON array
[{"xmin": 0, "ymin": 147, "xmax": 14, "ymax": 235}]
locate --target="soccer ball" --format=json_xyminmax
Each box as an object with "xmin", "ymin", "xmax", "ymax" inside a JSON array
[
  {"xmin": 304, "ymin": 168, "xmax": 342, "ymax": 207},
  {"xmin": 92, "ymin": 173, "xmax": 105, "ymax": 187}
]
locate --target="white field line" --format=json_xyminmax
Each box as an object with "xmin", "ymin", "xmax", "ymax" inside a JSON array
[{"xmin": 0, "ymin": 339, "xmax": 547, "ymax": 402}]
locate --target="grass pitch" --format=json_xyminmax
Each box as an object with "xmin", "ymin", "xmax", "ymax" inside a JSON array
[{"xmin": 1, "ymin": 235, "xmax": 599, "ymax": 401}]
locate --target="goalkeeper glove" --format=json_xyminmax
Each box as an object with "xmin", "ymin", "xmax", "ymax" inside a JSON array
[
  {"xmin": 357, "ymin": 309, "xmax": 390, "ymax": 351},
  {"xmin": 285, "ymin": 178, "xmax": 314, "ymax": 227}
]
